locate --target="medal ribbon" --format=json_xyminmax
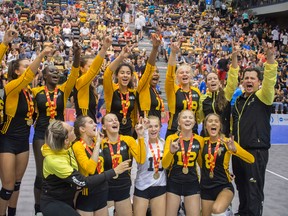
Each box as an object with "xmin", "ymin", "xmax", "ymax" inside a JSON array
[
  {"xmin": 22, "ymin": 89, "xmax": 34, "ymax": 121},
  {"xmin": 151, "ymin": 87, "xmax": 165, "ymax": 113},
  {"xmin": 180, "ymin": 86, "xmax": 193, "ymax": 110},
  {"xmin": 148, "ymin": 140, "xmax": 161, "ymax": 174},
  {"xmin": 44, "ymin": 86, "xmax": 58, "ymax": 120},
  {"xmin": 119, "ymin": 91, "xmax": 129, "ymax": 120},
  {"xmin": 179, "ymin": 133, "xmax": 194, "ymax": 168},
  {"xmin": 80, "ymin": 138, "xmax": 102, "ymax": 174},
  {"xmin": 208, "ymin": 138, "xmax": 221, "ymax": 175},
  {"xmin": 108, "ymin": 136, "xmax": 121, "ymax": 168}
]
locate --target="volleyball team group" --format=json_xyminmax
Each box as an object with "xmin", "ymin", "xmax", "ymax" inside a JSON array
[{"xmin": 0, "ymin": 26, "xmax": 277, "ymax": 216}]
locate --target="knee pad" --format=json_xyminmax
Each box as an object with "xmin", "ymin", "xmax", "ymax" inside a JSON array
[
  {"xmin": 14, "ymin": 181, "xmax": 21, "ymax": 192},
  {"xmin": 34, "ymin": 176, "xmax": 43, "ymax": 190},
  {"xmin": 0, "ymin": 187, "xmax": 13, "ymax": 200}
]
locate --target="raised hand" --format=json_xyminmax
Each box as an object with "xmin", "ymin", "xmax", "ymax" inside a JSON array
[
  {"xmin": 120, "ymin": 44, "xmax": 135, "ymax": 58},
  {"xmin": 3, "ymin": 29, "xmax": 18, "ymax": 45},
  {"xmin": 151, "ymin": 33, "xmax": 161, "ymax": 48},
  {"xmin": 143, "ymin": 117, "xmax": 150, "ymax": 130},
  {"xmin": 170, "ymin": 139, "xmax": 179, "ymax": 154},
  {"xmin": 222, "ymin": 135, "xmax": 236, "ymax": 153},
  {"xmin": 114, "ymin": 159, "xmax": 132, "ymax": 175},
  {"xmin": 135, "ymin": 117, "xmax": 145, "ymax": 138},
  {"xmin": 102, "ymin": 36, "xmax": 113, "ymax": 50},
  {"xmin": 262, "ymin": 39, "xmax": 275, "ymax": 64},
  {"xmin": 170, "ymin": 41, "xmax": 181, "ymax": 54},
  {"xmin": 42, "ymin": 45, "xmax": 54, "ymax": 56},
  {"xmin": 73, "ymin": 41, "xmax": 82, "ymax": 56}
]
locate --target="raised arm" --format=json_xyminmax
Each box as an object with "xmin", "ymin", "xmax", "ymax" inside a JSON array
[
  {"xmin": 165, "ymin": 42, "xmax": 180, "ymax": 114},
  {"xmin": 137, "ymin": 33, "xmax": 161, "ymax": 93},
  {"xmin": 256, "ymin": 40, "xmax": 278, "ymax": 105},
  {"xmin": 224, "ymin": 42, "xmax": 240, "ymax": 101},
  {"xmin": 0, "ymin": 29, "xmax": 18, "ymax": 62}
]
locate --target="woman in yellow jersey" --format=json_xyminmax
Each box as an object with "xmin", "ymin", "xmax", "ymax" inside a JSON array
[
  {"xmin": 0, "ymin": 41, "xmax": 53, "ymax": 216},
  {"xmin": 74, "ymin": 36, "xmax": 112, "ymax": 122},
  {"xmin": 0, "ymin": 30, "xmax": 16, "ymax": 127},
  {"xmin": 101, "ymin": 113, "xmax": 146, "ymax": 216},
  {"xmin": 72, "ymin": 115, "xmax": 131, "ymax": 216},
  {"xmin": 198, "ymin": 44, "xmax": 240, "ymax": 137},
  {"xmin": 165, "ymin": 42, "xmax": 201, "ymax": 138},
  {"xmin": 40, "ymin": 120, "xmax": 131, "ymax": 216},
  {"xmin": 199, "ymin": 113, "xmax": 254, "ymax": 216},
  {"xmin": 103, "ymin": 34, "xmax": 161, "ymax": 136},
  {"xmin": 163, "ymin": 110, "xmax": 203, "ymax": 216},
  {"xmin": 31, "ymin": 43, "xmax": 81, "ymax": 215}
]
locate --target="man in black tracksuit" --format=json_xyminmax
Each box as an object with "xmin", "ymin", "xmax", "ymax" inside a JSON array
[{"xmin": 232, "ymin": 42, "xmax": 277, "ymax": 216}]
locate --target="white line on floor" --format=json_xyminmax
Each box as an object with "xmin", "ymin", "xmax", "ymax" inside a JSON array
[{"xmin": 266, "ymin": 169, "xmax": 288, "ymax": 181}]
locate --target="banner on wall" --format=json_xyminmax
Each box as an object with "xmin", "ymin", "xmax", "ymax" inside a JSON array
[{"xmin": 270, "ymin": 114, "xmax": 288, "ymax": 125}]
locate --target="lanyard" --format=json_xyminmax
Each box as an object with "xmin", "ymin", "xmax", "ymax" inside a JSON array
[
  {"xmin": 208, "ymin": 138, "xmax": 221, "ymax": 177},
  {"xmin": 148, "ymin": 140, "xmax": 161, "ymax": 173},
  {"xmin": 108, "ymin": 136, "xmax": 121, "ymax": 168},
  {"xmin": 44, "ymin": 86, "xmax": 58, "ymax": 120},
  {"xmin": 119, "ymin": 91, "xmax": 129, "ymax": 122},
  {"xmin": 179, "ymin": 133, "xmax": 194, "ymax": 168}
]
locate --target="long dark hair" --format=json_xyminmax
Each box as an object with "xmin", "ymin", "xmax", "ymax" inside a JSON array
[
  {"xmin": 114, "ymin": 63, "xmax": 135, "ymax": 89},
  {"xmin": 7, "ymin": 59, "xmax": 26, "ymax": 81},
  {"xmin": 74, "ymin": 115, "xmax": 88, "ymax": 141}
]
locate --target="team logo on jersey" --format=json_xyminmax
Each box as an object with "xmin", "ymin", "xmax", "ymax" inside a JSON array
[
  {"xmin": 129, "ymin": 95, "xmax": 135, "ymax": 100},
  {"xmin": 120, "ymin": 146, "xmax": 127, "ymax": 151},
  {"xmin": 247, "ymin": 98, "xmax": 255, "ymax": 106}
]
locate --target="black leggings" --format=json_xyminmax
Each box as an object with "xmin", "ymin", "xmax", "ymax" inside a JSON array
[{"xmin": 41, "ymin": 199, "xmax": 80, "ymax": 216}]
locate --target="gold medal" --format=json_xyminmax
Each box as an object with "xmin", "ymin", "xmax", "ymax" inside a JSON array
[
  {"xmin": 209, "ymin": 171, "xmax": 214, "ymax": 179},
  {"xmin": 26, "ymin": 119, "xmax": 33, "ymax": 126},
  {"xmin": 122, "ymin": 118, "xmax": 127, "ymax": 125},
  {"xmin": 182, "ymin": 167, "xmax": 189, "ymax": 174},
  {"xmin": 153, "ymin": 172, "xmax": 160, "ymax": 180},
  {"xmin": 49, "ymin": 118, "xmax": 55, "ymax": 123},
  {"xmin": 113, "ymin": 174, "xmax": 118, "ymax": 179}
]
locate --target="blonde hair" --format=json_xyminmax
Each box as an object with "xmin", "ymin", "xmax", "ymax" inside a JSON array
[
  {"xmin": 176, "ymin": 64, "xmax": 194, "ymax": 85},
  {"xmin": 45, "ymin": 120, "xmax": 68, "ymax": 151},
  {"xmin": 177, "ymin": 110, "xmax": 195, "ymax": 131}
]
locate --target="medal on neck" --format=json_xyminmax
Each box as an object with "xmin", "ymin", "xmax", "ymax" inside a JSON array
[
  {"xmin": 208, "ymin": 138, "xmax": 221, "ymax": 179},
  {"xmin": 22, "ymin": 89, "xmax": 34, "ymax": 126},
  {"xmin": 108, "ymin": 136, "xmax": 121, "ymax": 179},
  {"xmin": 179, "ymin": 133, "xmax": 194, "ymax": 175},
  {"xmin": 45, "ymin": 86, "xmax": 58, "ymax": 122},
  {"xmin": 148, "ymin": 140, "xmax": 161, "ymax": 180},
  {"xmin": 120, "ymin": 91, "xmax": 129, "ymax": 125}
]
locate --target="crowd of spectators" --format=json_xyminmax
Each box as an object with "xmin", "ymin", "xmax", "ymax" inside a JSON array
[{"xmin": 0, "ymin": 0, "xmax": 287, "ymax": 115}]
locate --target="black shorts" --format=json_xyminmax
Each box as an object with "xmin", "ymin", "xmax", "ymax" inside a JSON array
[
  {"xmin": 108, "ymin": 187, "xmax": 130, "ymax": 202},
  {"xmin": 167, "ymin": 180, "xmax": 200, "ymax": 197},
  {"xmin": 135, "ymin": 29, "xmax": 141, "ymax": 35},
  {"xmin": 201, "ymin": 183, "xmax": 234, "ymax": 201},
  {"xmin": 0, "ymin": 135, "xmax": 29, "ymax": 154},
  {"xmin": 134, "ymin": 186, "xmax": 166, "ymax": 200},
  {"xmin": 76, "ymin": 189, "xmax": 108, "ymax": 211}
]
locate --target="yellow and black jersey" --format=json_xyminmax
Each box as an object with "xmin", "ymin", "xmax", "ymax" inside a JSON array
[
  {"xmin": 0, "ymin": 43, "xmax": 8, "ymax": 125},
  {"xmin": 162, "ymin": 133, "xmax": 203, "ymax": 184},
  {"xmin": 41, "ymin": 144, "xmax": 115, "ymax": 206},
  {"xmin": 0, "ymin": 68, "xmax": 35, "ymax": 141},
  {"xmin": 72, "ymin": 140, "xmax": 108, "ymax": 195},
  {"xmin": 198, "ymin": 66, "xmax": 239, "ymax": 136},
  {"xmin": 101, "ymin": 135, "xmax": 145, "ymax": 190},
  {"xmin": 199, "ymin": 137, "xmax": 254, "ymax": 189},
  {"xmin": 74, "ymin": 55, "xmax": 104, "ymax": 122},
  {"xmin": 104, "ymin": 63, "xmax": 155, "ymax": 135},
  {"xmin": 32, "ymin": 67, "xmax": 79, "ymax": 139},
  {"xmin": 165, "ymin": 65, "xmax": 201, "ymax": 133},
  {"xmin": 136, "ymin": 64, "xmax": 161, "ymax": 119}
]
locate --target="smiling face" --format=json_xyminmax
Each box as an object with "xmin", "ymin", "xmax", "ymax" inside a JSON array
[
  {"xmin": 44, "ymin": 66, "xmax": 61, "ymax": 86},
  {"xmin": 148, "ymin": 117, "xmax": 161, "ymax": 141},
  {"xmin": 178, "ymin": 110, "xmax": 195, "ymax": 132},
  {"xmin": 117, "ymin": 65, "xmax": 132, "ymax": 87},
  {"xmin": 176, "ymin": 65, "xmax": 192, "ymax": 86},
  {"xmin": 102, "ymin": 113, "xmax": 120, "ymax": 134},
  {"xmin": 206, "ymin": 72, "xmax": 220, "ymax": 92},
  {"xmin": 243, "ymin": 70, "xmax": 261, "ymax": 96},
  {"xmin": 204, "ymin": 114, "xmax": 221, "ymax": 137}
]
